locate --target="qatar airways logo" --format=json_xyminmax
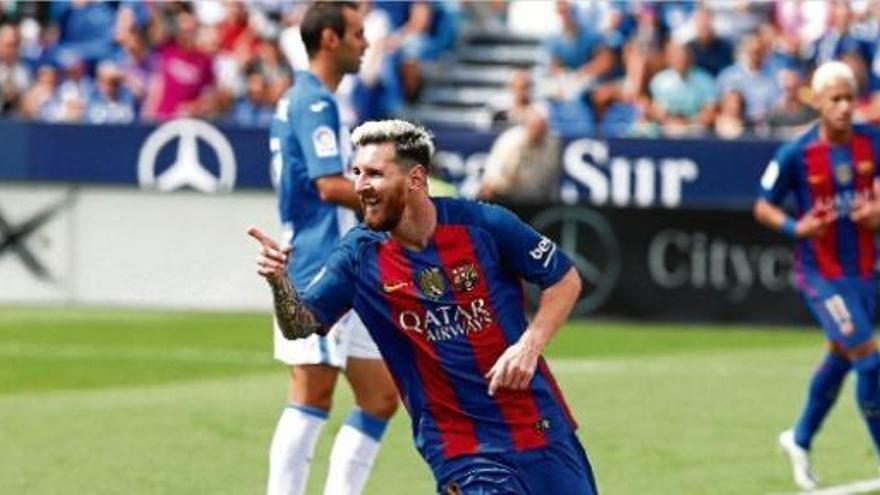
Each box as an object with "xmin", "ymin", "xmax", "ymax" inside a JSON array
[{"xmin": 398, "ymin": 298, "xmax": 493, "ymax": 342}]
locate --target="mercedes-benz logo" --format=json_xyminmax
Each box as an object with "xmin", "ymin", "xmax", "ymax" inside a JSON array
[
  {"xmin": 138, "ymin": 118, "xmax": 237, "ymax": 193},
  {"xmin": 529, "ymin": 207, "xmax": 621, "ymax": 315}
]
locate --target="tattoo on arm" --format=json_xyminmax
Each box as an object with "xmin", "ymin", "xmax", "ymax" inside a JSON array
[{"xmin": 271, "ymin": 276, "xmax": 322, "ymax": 339}]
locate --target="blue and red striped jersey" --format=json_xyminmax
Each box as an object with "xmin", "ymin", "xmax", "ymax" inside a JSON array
[
  {"xmin": 759, "ymin": 123, "xmax": 880, "ymax": 279},
  {"xmin": 301, "ymin": 198, "xmax": 579, "ymax": 473}
]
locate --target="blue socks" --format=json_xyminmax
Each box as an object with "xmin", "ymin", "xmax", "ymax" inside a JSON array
[
  {"xmin": 794, "ymin": 352, "xmax": 850, "ymax": 449},
  {"xmin": 855, "ymin": 352, "xmax": 880, "ymax": 455}
]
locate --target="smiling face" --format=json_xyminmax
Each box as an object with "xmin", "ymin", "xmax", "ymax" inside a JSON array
[{"xmin": 353, "ymin": 142, "xmax": 411, "ymax": 231}]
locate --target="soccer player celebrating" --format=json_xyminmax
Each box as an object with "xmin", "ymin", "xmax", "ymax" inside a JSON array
[
  {"xmin": 266, "ymin": 3, "xmax": 397, "ymax": 495},
  {"xmin": 755, "ymin": 61, "xmax": 880, "ymax": 490},
  {"xmin": 250, "ymin": 120, "xmax": 598, "ymax": 494}
]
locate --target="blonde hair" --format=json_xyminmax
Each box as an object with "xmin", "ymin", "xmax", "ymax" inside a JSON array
[
  {"xmin": 811, "ymin": 61, "xmax": 857, "ymax": 94},
  {"xmin": 351, "ymin": 120, "xmax": 435, "ymax": 169}
]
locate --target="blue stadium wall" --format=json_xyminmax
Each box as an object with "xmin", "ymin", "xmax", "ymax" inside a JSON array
[{"xmin": 0, "ymin": 119, "xmax": 812, "ymax": 324}]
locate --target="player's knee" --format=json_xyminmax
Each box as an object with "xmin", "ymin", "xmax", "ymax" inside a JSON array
[
  {"xmin": 290, "ymin": 385, "xmax": 335, "ymax": 411},
  {"xmin": 355, "ymin": 390, "xmax": 399, "ymax": 420}
]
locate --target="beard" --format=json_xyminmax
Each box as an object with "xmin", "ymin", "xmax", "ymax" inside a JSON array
[{"xmin": 363, "ymin": 194, "xmax": 405, "ymax": 231}]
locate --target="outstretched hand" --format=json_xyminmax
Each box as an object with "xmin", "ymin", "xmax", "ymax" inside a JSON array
[{"xmin": 247, "ymin": 226, "xmax": 291, "ymax": 285}]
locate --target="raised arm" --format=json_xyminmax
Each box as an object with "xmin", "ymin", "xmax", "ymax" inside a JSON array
[{"xmin": 247, "ymin": 226, "xmax": 322, "ymax": 340}]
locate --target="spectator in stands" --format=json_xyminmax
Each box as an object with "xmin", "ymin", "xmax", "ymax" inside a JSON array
[
  {"xmin": 226, "ymin": 66, "xmax": 273, "ymax": 128},
  {"xmin": 479, "ymin": 109, "xmax": 561, "ymax": 203},
  {"xmin": 599, "ymin": 91, "xmax": 657, "ymax": 138},
  {"xmin": 616, "ymin": 5, "xmax": 666, "ymax": 106},
  {"xmin": 20, "ymin": 20, "xmax": 60, "ymax": 72},
  {"xmin": 42, "ymin": 86, "xmax": 86, "ymax": 123},
  {"xmin": 54, "ymin": 0, "xmax": 116, "ymax": 68},
  {"xmin": 767, "ymin": 68, "xmax": 816, "ymax": 135},
  {"xmin": 717, "ymin": 33, "xmax": 779, "ymax": 125},
  {"xmin": 141, "ymin": 8, "xmax": 217, "ymax": 121},
  {"xmin": 686, "ymin": 8, "xmax": 732, "ymax": 77},
  {"xmin": 648, "ymin": 39, "xmax": 717, "ymax": 137},
  {"xmin": 461, "ymin": 0, "xmax": 507, "ymax": 32},
  {"xmin": 713, "ymin": 89, "xmax": 749, "ymax": 140},
  {"xmin": 252, "ymin": 36, "xmax": 292, "ymax": 105},
  {"xmin": 775, "ymin": 0, "xmax": 829, "ymax": 49},
  {"xmin": 0, "ymin": 23, "xmax": 30, "ymax": 115},
  {"xmin": 217, "ymin": 2, "xmax": 258, "ymax": 57},
  {"xmin": 393, "ymin": 2, "xmax": 458, "ymax": 103},
  {"xmin": 811, "ymin": 0, "xmax": 871, "ymax": 68},
  {"xmin": 710, "ymin": 0, "xmax": 773, "ymax": 42},
  {"xmin": 56, "ymin": 52, "xmax": 95, "ymax": 103},
  {"xmin": 197, "ymin": 23, "xmax": 238, "ymax": 115},
  {"xmin": 856, "ymin": 3, "xmax": 880, "ymax": 106},
  {"xmin": 85, "ymin": 60, "xmax": 137, "ymax": 124},
  {"xmin": 544, "ymin": 0, "xmax": 614, "ymax": 100},
  {"xmin": 115, "ymin": 26, "xmax": 154, "ymax": 108},
  {"xmin": 350, "ymin": 0, "xmax": 398, "ymax": 121},
  {"xmin": 491, "ymin": 69, "xmax": 534, "ymax": 125},
  {"xmin": 839, "ymin": 52, "xmax": 880, "ymax": 124},
  {"xmin": 760, "ymin": 22, "xmax": 805, "ymax": 75},
  {"xmin": 39, "ymin": 52, "xmax": 93, "ymax": 122},
  {"xmin": 20, "ymin": 61, "xmax": 57, "ymax": 119}
]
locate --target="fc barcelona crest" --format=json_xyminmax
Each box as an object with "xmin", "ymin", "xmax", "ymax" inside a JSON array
[
  {"xmin": 417, "ymin": 267, "xmax": 446, "ymax": 300},
  {"xmin": 451, "ymin": 263, "xmax": 479, "ymax": 292},
  {"xmin": 835, "ymin": 163, "xmax": 853, "ymax": 185},
  {"xmin": 858, "ymin": 160, "xmax": 874, "ymax": 176}
]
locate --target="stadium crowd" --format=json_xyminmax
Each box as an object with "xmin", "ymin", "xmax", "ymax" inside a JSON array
[
  {"xmin": 0, "ymin": 0, "xmax": 458, "ymax": 126},
  {"xmin": 514, "ymin": 0, "xmax": 880, "ymax": 140},
  {"xmin": 0, "ymin": 0, "xmax": 879, "ymax": 140}
]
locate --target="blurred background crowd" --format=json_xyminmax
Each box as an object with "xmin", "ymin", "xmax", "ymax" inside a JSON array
[{"xmin": 0, "ymin": 0, "xmax": 877, "ymax": 141}]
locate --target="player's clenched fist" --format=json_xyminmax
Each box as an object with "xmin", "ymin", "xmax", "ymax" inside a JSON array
[{"xmin": 247, "ymin": 226, "xmax": 291, "ymax": 285}]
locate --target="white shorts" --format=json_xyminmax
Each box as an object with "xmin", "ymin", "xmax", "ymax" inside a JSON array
[{"xmin": 273, "ymin": 310, "xmax": 382, "ymax": 368}]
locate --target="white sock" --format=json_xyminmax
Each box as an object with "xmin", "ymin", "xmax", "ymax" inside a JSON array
[
  {"xmin": 323, "ymin": 408, "xmax": 389, "ymax": 495},
  {"xmin": 267, "ymin": 405, "xmax": 328, "ymax": 495}
]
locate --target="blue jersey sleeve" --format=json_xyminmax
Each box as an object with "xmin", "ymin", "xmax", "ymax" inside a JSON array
[
  {"xmin": 758, "ymin": 142, "xmax": 798, "ymax": 205},
  {"xmin": 479, "ymin": 203, "xmax": 573, "ymax": 289},
  {"xmin": 290, "ymin": 94, "xmax": 345, "ymax": 180},
  {"xmin": 300, "ymin": 238, "xmax": 357, "ymax": 330}
]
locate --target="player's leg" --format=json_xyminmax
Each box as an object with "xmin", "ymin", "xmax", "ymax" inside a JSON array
[
  {"xmin": 779, "ymin": 281, "xmax": 852, "ymax": 489},
  {"xmin": 851, "ymin": 341, "xmax": 880, "ymax": 456},
  {"xmin": 512, "ymin": 434, "xmax": 598, "ymax": 495},
  {"xmin": 790, "ymin": 285, "xmax": 854, "ymax": 450},
  {"xmin": 268, "ymin": 321, "xmax": 344, "ymax": 495},
  {"xmin": 820, "ymin": 280, "xmax": 880, "ymax": 459},
  {"xmin": 792, "ymin": 343, "xmax": 851, "ymax": 450},
  {"xmin": 323, "ymin": 314, "xmax": 398, "ymax": 495}
]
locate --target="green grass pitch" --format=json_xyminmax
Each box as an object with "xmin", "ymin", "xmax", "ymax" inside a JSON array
[{"xmin": 2, "ymin": 306, "xmax": 880, "ymax": 494}]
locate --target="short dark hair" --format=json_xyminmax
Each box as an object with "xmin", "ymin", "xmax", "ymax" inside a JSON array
[
  {"xmin": 351, "ymin": 120, "xmax": 435, "ymax": 171},
  {"xmin": 300, "ymin": 1, "xmax": 358, "ymax": 59}
]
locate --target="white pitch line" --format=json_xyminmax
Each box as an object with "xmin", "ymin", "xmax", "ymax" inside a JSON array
[{"xmin": 791, "ymin": 477, "xmax": 880, "ymax": 495}]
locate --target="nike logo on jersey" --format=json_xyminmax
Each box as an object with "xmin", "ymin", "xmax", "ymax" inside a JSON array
[
  {"xmin": 310, "ymin": 101, "xmax": 329, "ymax": 112},
  {"xmin": 382, "ymin": 282, "xmax": 410, "ymax": 293}
]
